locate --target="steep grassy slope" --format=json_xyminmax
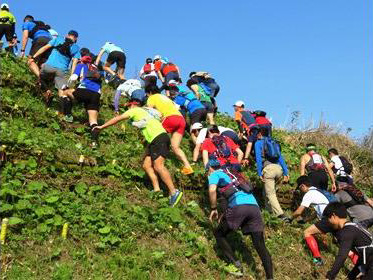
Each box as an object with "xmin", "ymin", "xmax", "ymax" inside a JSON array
[{"xmin": 1, "ymin": 54, "xmax": 372, "ymax": 279}]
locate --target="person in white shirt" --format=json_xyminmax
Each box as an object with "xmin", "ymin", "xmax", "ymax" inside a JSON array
[
  {"xmin": 291, "ymin": 175, "xmax": 335, "ymax": 266},
  {"xmin": 95, "ymin": 42, "xmax": 126, "ymax": 80},
  {"xmin": 113, "ymin": 79, "xmax": 146, "ymax": 113},
  {"xmin": 140, "ymin": 57, "xmax": 157, "ymax": 88},
  {"xmin": 328, "ymin": 148, "xmax": 353, "ymax": 184},
  {"xmin": 190, "ymin": 123, "xmax": 239, "ymax": 163}
]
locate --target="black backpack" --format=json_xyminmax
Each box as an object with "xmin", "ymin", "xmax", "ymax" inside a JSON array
[
  {"xmin": 29, "ymin": 21, "xmax": 49, "ymax": 39},
  {"xmin": 211, "ymin": 135, "xmax": 232, "ymax": 159},
  {"xmin": 339, "ymin": 156, "xmax": 353, "ymax": 175},
  {"xmin": 55, "ymin": 38, "xmax": 74, "ymax": 59},
  {"xmin": 217, "ymin": 168, "xmax": 254, "ymax": 199}
]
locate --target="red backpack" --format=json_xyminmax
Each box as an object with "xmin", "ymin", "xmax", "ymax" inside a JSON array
[
  {"xmin": 307, "ymin": 152, "xmax": 325, "ymax": 171},
  {"xmin": 143, "ymin": 63, "xmax": 152, "ymax": 74},
  {"xmin": 161, "ymin": 63, "xmax": 178, "ymax": 76}
]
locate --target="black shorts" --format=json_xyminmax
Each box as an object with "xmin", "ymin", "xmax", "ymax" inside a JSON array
[
  {"xmin": 201, "ymin": 101, "xmax": 214, "ymax": 113},
  {"xmin": 0, "ymin": 24, "xmax": 13, "ymax": 41},
  {"xmin": 190, "ymin": 108, "xmax": 207, "ymax": 125},
  {"xmin": 107, "ymin": 51, "xmax": 126, "ymax": 68},
  {"xmin": 314, "ymin": 217, "xmax": 335, "ymax": 234},
  {"xmin": 222, "ymin": 204, "xmax": 264, "ymax": 234},
  {"xmin": 145, "ymin": 133, "xmax": 170, "ymax": 161},
  {"xmin": 308, "ymin": 170, "xmax": 329, "ymax": 190},
  {"xmin": 29, "ymin": 36, "xmax": 52, "ymax": 64},
  {"xmin": 73, "ymin": 88, "xmax": 100, "ymax": 111}
]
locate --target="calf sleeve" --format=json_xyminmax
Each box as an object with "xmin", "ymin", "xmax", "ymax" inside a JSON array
[
  {"xmin": 305, "ymin": 235, "xmax": 321, "ymax": 258},
  {"xmin": 64, "ymin": 97, "xmax": 73, "ymax": 116},
  {"xmin": 214, "ymin": 219, "xmax": 237, "ymax": 264},
  {"xmin": 90, "ymin": 123, "xmax": 99, "ymax": 141},
  {"xmin": 348, "ymin": 251, "xmax": 359, "ymax": 265},
  {"xmin": 250, "ymin": 232, "xmax": 274, "ymax": 280}
]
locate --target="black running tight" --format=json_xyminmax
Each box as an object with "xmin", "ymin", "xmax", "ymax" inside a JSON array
[{"xmin": 214, "ymin": 224, "xmax": 273, "ymax": 279}]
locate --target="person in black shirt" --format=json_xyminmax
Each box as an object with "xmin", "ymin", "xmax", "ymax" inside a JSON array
[{"xmin": 323, "ymin": 202, "xmax": 373, "ymax": 280}]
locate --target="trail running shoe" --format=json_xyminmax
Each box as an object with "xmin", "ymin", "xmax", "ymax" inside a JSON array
[
  {"xmin": 181, "ymin": 166, "xmax": 194, "ymax": 175},
  {"xmin": 63, "ymin": 115, "xmax": 74, "ymax": 123},
  {"xmin": 91, "ymin": 141, "xmax": 98, "ymax": 149},
  {"xmin": 312, "ymin": 257, "xmax": 324, "ymax": 266},
  {"xmin": 169, "ymin": 190, "xmax": 183, "ymax": 207},
  {"xmin": 223, "ymin": 263, "xmax": 243, "ymax": 277}
]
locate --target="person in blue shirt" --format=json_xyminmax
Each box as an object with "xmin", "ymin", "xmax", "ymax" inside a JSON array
[
  {"xmin": 254, "ymin": 127, "xmax": 291, "ymax": 222},
  {"xmin": 207, "ymin": 159, "xmax": 273, "ymax": 278},
  {"xmin": 32, "ymin": 30, "xmax": 80, "ymax": 116},
  {"xmin": 63, "ymin": 52, "xmax": 103, "ymax": 147},
  {"xmin": 168, "ymin": 80, "xmax": 207, "ymax": 136},
  {"xmin": 20, "ymin": 15, "xmax": 52, "ymax": 78},
  {"xmin": 95, "ymin": 42, "xmax": 126, "ymax": 81}
]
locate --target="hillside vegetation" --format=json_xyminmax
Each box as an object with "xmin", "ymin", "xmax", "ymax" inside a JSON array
[{"xmin": 1, "ymin": 54, "xmax": 372, "ymax": 280}]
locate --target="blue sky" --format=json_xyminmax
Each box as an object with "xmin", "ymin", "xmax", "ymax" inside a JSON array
[{"xmin": 6, "ymin": 0, "xmax": 373, "ymax": 139}]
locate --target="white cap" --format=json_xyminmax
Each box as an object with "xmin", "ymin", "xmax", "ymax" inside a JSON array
[
  {"xmin": 153, "ymin": 55, "xmax": 161, "ymax": 60},
  {"xmin": 49, "ymin": 29, "xmax": 58, "ymax": 38},
  {"xmin": 1, "ymin": 3, "xmax": 9, "ymax": 9},
  {"xmin": 168, "ymin": 79, "xmax": 178, "ymax": 86},
  {"xmin": 191, "ymin": 123, "xmax": 203, "ymax": 130},
  {"xmin": 234, "ymin": 100, "xmax": 245, "ymax": 107}
]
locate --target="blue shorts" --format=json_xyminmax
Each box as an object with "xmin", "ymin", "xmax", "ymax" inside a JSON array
[{"xmin": 165, "ymin": 71, "xmax": 179, "ymax": 83}]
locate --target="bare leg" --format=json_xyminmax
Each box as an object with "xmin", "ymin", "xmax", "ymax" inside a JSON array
[
  {"xmin": 87, "ymin": 110, "xmax": 98, "ymax": 125},
  {"xmin": 153, "ymin": 156, "xmax": 176, "ymax": 195},
  {"xmin": 117, "ymin": 67, "xmax": 125, "ymax": 80},
  {"xmin": 171, "ymin": 132, "xmax": 191, "ymax": 168},
  {"xmin": 103, "ymin": 62, "xmax": 116, "ymax": 77},
  {"xmin": 28, "ymin": 58, "xmax": 40, "ymax": 78},
  {"xmin": 207, "ymin": 113, "xmax": 215, "ymax": 125},
  {"xmin": 142, "ymin": 156, "xmax": 160, "ymax": 192}
]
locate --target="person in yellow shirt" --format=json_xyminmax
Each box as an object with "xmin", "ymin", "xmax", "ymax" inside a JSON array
[
  {"xmin": 93, "ymin": 100, "xmax": 183, "ymax": 207},
  {"xmin": 0, "ymin": 4, "xmax": 16, "ymax": 49},
  {"xmin": 146, "ymin": 85, "xmax": 193, "ymax": 175}
]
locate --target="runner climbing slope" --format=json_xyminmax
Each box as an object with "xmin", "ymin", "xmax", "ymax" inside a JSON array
[{"xmin": 93, "ymin": 101, "xmax": 183, "ymax": 207}]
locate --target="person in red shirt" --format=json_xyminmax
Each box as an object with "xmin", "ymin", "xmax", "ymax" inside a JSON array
[{"xmin": 201, "ymin": 126, "xmax": 244, "ymax": 171}]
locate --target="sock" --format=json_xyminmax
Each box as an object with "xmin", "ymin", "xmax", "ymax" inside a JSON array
[
  {"xmin": 90, "ymin": 123, "xmax": 99, "ymax": 141},
  {"xmin": 65, "ymin": 97, "xmax": 73, "ymax": 116},
  {"xmin": 305, "ymin": 236, "xmax": 321, "ymax": 258},
  {"xmin": 348, "ymin": 251, "xmax": 359, "ymax": 265}
]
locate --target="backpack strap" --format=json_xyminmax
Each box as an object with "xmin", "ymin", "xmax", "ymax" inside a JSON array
[{"xmin": 344, "ymin": 222, "xmax": 373, "ymax": 264}]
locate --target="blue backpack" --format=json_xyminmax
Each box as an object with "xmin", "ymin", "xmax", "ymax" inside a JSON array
[
  {"xmin": 316, "ymin": 188, "xmax": 337, "ymax": 203},
  {"xmin": 263, "ymin": 137, "xmax": 281, "ymax": 163}
]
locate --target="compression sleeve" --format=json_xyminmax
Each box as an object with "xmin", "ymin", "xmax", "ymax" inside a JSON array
[
  {"xmin": 113, "ymin": 90, "xmax": 121, "ymax": 112},
  {"xmin": 255, "ymin": 141, "xmax": 263, "ymax": 176}
]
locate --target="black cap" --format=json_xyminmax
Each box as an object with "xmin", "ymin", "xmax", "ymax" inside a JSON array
[
  {"xmin": 296, "ymin": 175, "xmax": 310, "ymax": 189},
  {"xmin": 189, "ymin": 71, "xmax": 196, "ymax": 78},
  {"xmin": 68, "ymin": 30, "xmax": 79, "ymax": 37},
  {"xmin": 146, "ymin": 58, "xmax": 152, "ymax": 63}
]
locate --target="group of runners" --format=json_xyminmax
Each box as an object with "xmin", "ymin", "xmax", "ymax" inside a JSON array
[{"xmin": 1, "ymin": 5, "xmax": 372, "ymax": 279}]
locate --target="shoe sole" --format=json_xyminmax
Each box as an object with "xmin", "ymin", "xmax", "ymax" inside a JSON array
[{"xmin": 171, "ymin": 192, "xmax": 183, "ymax": 207}]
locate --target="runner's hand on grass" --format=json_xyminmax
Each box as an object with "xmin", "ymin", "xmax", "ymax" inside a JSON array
[{"xmin": 283, "ymin": 175, "xmax": 289, "ymax": 183}]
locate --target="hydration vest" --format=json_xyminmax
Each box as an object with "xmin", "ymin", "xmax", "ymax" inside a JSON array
[
  {"xmin": 29, "ymin": 21, "xmax": 49, "ymax": 39},
  {"xmin": 306, "ymin": 152, "xmax": 325, "ymax": 172}
]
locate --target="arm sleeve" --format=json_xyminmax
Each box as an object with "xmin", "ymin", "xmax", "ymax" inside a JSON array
[
  {"xmin": 254, "ymin": 141, "xmax": 263, "ymax": 176},
  {"xmin": 278, "ymin": 154, "xmax": 289, "ymax": 176},
  {"xmin": 113, "ymin": 90, "xmax": 122, "ymax": 112},
  {"xmin": 326, "ymin": 230, "xmax": 354, "ymax": 279}
]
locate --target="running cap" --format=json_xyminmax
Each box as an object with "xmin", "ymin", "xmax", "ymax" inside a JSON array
[
  {"xmin": 162, "ymin": 57, "xmax": 169, "ymax": 63},
  {"xmin": 146, "ymin": 57, "xmax": 152, "ymax": 63},
  {"xmin": 1, "ymin": 3, "xmax": 9, "ymax": 10},
  {"xmin": 191, "ymin": 123, "xmax": 203, "ymax": 131},
  {"xmin": 168, "ymin": 80, "xmax": 178, "ymax": 86},
  {"xmin": 153, "ymin": 55, "xmax": 161, "ymax": 60},
  {"xmin": 234, "ymin": 100, "xmax": 245, "ymax": 107},
  {"xmin": 189, "ymin": 71, "xmax": 196, "ymax": 78},
  {"xmin": 68, "ymin": 30, "xmax": 79, "ymax": 37}
]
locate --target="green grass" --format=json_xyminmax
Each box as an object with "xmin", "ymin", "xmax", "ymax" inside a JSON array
[{"xmin": 1, "ymin": 53, "xmax": 371, "ymax": 279}]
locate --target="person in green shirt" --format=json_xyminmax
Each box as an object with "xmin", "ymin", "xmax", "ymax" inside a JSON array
[
  {"xmin": 93, "ymin": 101, "xmax": 183, "ymax": 207},
  {"xmin": 0, "ymin": 3, "xmax": 16, "ymax": 49}
]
